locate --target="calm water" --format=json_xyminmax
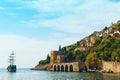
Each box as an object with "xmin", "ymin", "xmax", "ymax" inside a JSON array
[{"xmin": 0, "ymin": 68, "xmax": 120, "ymax": 80}]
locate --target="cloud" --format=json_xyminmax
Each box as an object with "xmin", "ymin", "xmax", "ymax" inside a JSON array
[
  {"xmin": 109, "ymin": 0, "xmax": 120, "ymax": 2},
  {"xmin": 41, "ymin": 15, "xmax": 96, "ymax": 34},
  {"xmin": 6, "ymin": 12, "xmax": 18, "ymax": 16},
  {"xmin": 18, "ymin": 0, "xmax": 120, "ymax": 35},
  {"xmin": 23, "ymin": 0, "xmax": 83, "ymax": 12},
  {"xmin": 0, "ymin": 7, "xmax": 5, "ymax": 10}
]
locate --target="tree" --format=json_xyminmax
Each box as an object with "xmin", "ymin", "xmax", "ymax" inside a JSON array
[
  {"xmin": 111, "ymin": 49, "xmax": 120, "ymax": 62},
  {"xmin": 59, "ymin": 45, "xmax": 62, "ymax": 51},
  {"xmin": 76, "ymin": 41, "xmax": 80, "ymax": 46},
  {"xmin": 99, "ymin": 52, "xmax": 108, "ymax": 61},
  {"xmin": 104, "ymin": 26, "xmax": 108, "ymax": 30},
  {"xmin": 94, "ymin": 37, "xmax": 102, "ymax": 46},
  {"xmin": 47, "ymin": 54, "xmax": 50, "ymax": 61},
  {"xmin": 66, "ymin": 51, "xmax": 74, "ymax": 62},
  {"xmin": 74, "ymin": 50, "xmax": 86, "ymax": 61},
  {"xmin": 85, "ymin": 52, "xmax": 101, "ymax": 70},
  {"xmin": 114, "ymin": 33, "xmax": 119, "ymax": 38},
  {"xmin": 39, "ymin": 54, "xmax": 50, "ymax": 65}
]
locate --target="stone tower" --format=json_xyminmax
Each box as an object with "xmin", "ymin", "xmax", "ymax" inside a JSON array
[{"xmin": 50, "ymin": 51, "xmax": 62, "ymax": 64}]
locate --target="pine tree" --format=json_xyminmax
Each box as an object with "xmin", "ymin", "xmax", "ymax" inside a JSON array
[{"xmin": 59, "ymin": 45, "xmax": 62, "ymax": 51}]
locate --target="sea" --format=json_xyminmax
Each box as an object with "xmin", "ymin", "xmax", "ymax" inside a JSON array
[{"xmin": 0, "ymin": 68, "xmax": 120, "ymax": 80}]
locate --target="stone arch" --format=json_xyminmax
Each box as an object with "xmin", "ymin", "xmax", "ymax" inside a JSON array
[
  {"xmin": 57, "ymin": 65, "xmax": 60, "ymax": 71},
  {"xmin": 61, "ymin": 65, "xmax": 64, "ymax": 71},
  {"xmin": 70, "ymin": 64, "xmax": 73, "ymax": 72},
  {"xmin": 54, "ymin": 65, "xmax": 56, "ymax": 71},
  {"xmin": 65, "ymin": 65, "xmax": 68, "ymax": 72}
]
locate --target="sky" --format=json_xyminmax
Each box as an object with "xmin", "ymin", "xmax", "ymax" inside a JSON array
[{"xmin": 0, "ymin": 0, "xmax": 120, "ymax": 68}]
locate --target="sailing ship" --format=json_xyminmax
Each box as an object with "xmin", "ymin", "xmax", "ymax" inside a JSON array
[{"xmin": 7, "ymin": 51, "xmax": 17, "ymax": 72}]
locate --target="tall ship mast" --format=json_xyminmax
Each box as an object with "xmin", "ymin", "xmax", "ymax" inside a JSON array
[{"xmin": 7, "ymin": 51, "xmax": 17, "ymax": 72}]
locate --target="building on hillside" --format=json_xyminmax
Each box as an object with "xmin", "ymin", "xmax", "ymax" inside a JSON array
[
  {"xmin": 104, "ymin": 30, "xmax": 109, "ymax": 35},
  {"xmin": 117, "ymin": 20, "xmax": 120, "ymax": 24},
  {"xmin": 95, "ymin": 32, "xmax": 100, "ymax": 37},
  {"xmin": 80, "ymin": 40, "xmax": 86, "ymax": 47},
  {"xmin": 114, "ymin": 30, "xmax": 120, "ymax": 34},
  {"xmin": 74, "ymin": 46, "xmax": 86, "ymax": 51},
  {"xmin": 109, "ymin": 30, "xmax": 120, "ymax": 37},
  {"xmin": 109, "ymin": 31, "xmax": 114, "ymax": 36},
  {"xmin": 90, "ymin": 37, "xmax": 96, "ymax": 44},
  {"xmin": 108, "ymin": 27, "xmax": 113, "ymax": 33}
]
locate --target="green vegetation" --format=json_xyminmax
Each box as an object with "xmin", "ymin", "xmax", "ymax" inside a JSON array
[
  {"xmin": 39, "ymin": 54, "xmax": 50, "ymax": 65},
  {"xmin": 111, "ymin": 23, "xmax": 120, "ymax": 30},
  {"xmin": 85, "ymin": 52, "xmax": 101, "ymax": 70},
  {"xmin": 61, "ymin": 21, "xmax": 120, "ymax": 69},
  {"xmin": 90, "ymin": 36, "xmax": 120, "ymax": 62}
]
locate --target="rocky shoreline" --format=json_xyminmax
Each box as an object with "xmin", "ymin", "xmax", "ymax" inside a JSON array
[
  {"xmin": 31, "ymin": 64, "xmax": 120, "ymax": 75},
  {"xmin": 31, "ymin": 64, "xmax": 51, "ymax": 71}
]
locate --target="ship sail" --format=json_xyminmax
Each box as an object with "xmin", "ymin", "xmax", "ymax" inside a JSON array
[{"xmin": 7, "ymin": 51, "xmax": 17, "ymax": 72}]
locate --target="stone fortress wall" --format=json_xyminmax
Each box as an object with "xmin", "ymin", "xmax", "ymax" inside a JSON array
[
  {"xmin": 50, "ymin": 51, "xmax": 120, "ymax": 73},
  {"xmin": 102, "ymin": 61, "xmax": 120, "ymax": 73},
  {"xmin": 52, "ymin": 62, "xmax": 85, "ymax": 72},
  {"xmin": 50, "ymin": 51, "xmax": 86, "ymax": 72}
]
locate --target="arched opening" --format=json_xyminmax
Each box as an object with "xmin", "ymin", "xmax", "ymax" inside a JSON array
[
  {"xmin": 54, "ymin": 65, "xmax": 56, "ymax": 71},
  {"xmin": 65, "ymin": 65, "xmax": 68, "ymax": 72},
  {"xmin": 57, "ymin": 65, "xmax": 60, "ymax": 71},
  {"xmin": 70, "ymin": 65, "xmax": 73, "ymax": 72},
  {"xmin": 61, "ymin": 65, "xmax": 64, "ymax": 71}
]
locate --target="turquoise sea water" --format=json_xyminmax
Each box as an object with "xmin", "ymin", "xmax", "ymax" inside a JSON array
[{"xmin": 0, "ymin": 68, "xmax": 120, "ymax": 80}]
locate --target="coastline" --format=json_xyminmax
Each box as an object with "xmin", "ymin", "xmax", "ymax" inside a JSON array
[
  {"xmin": 31, "ymin": 64, "xmax": 120, "ymax": 76},
  {"xmin": 31, "ymin": 64, "xmax": 51, "ymax": 71}
]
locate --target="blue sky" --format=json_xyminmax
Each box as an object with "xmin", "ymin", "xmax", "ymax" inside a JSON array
[{"xmin": 0, "ymin": 0, "xmax": 120, "ymax": 68}]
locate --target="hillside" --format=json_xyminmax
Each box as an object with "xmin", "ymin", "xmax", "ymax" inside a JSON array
[{"xmin": 61, "ymin": 20, "xmax": 120, "ymax": 63}]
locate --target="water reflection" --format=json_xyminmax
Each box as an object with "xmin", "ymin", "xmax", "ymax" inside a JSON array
[
  {"xmin": 0, "ymin": 69, "xmax": 120, "ymax": 80},
  {"xmin": 50, "ymin": 72, "xmax": 120, "ymax": 80}
]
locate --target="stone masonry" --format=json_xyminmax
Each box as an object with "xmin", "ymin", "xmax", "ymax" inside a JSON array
[
  {"xmin": 102, "ymin": 61, "xmax": 120, "ymax": 73},
  {"xmin": 50, "ymin": 51, "xmax": 86, "ymax": 72}
]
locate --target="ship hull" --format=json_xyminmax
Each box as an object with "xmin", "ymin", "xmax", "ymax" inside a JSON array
[{"xmin": 7, "ymin": 65, "xmax": 16, "ymax": 72}]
